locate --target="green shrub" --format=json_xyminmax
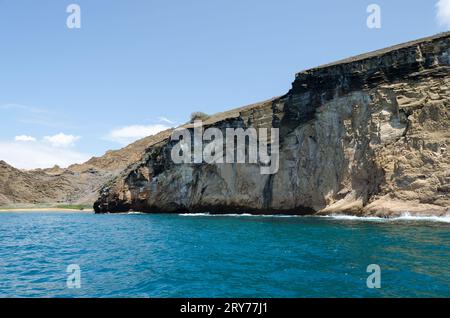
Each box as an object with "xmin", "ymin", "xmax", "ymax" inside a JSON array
[
  {"xmin": 190, "ymin": 111, "xmax": 209, "ymax": 123},
  {"xmin": 55, "ymin": 204, "xmax": 91, "ymax": 210}
]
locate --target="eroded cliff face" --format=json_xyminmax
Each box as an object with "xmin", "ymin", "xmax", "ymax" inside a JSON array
[{"xmin": 94, "ymin": 32, "xmax": 450, "ymax": 216}]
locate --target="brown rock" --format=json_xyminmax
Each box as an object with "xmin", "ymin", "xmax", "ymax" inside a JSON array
[{"xmin": 94, "ymin": 32, "xmax": 450, "ymax": 217}]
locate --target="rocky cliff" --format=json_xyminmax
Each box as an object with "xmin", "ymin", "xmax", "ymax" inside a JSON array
[{"xmin": 99, "ymin": 33, "xmax": 449, "ymax": 216}]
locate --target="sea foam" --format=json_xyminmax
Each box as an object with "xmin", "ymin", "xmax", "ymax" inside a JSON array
[{"xmin": 179, "ymin": 212, "xmax": 450, "ymax": 223}]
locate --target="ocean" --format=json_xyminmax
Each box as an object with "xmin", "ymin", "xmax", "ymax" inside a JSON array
[{"xmin": 0, "ymin": 211, "xmax": 448, "ymax": 298}]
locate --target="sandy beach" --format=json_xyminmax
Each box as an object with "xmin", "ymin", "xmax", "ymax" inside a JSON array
[{"xmin": 0, "ymin": 208, "xmax": 94, "ymax": 213}]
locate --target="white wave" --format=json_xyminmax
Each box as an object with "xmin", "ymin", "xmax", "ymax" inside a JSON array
[
  {"xmin": 127, "ymin": 211, "xmax": 146, "ymax": 215},
  {"xmin": 259, "ymin": 214, "xmax": 300, "ymax": 218},
  {"xmin": 393, "ymin": 213, "xmax": 450, "ymax": 223},
  {"xmin": 179, "ymin": 212, "xmax": 450, "ymax": 223},
  {"xmin": 179, "ymin": 213, "xmax": 306, "ymax": 218},
  {"xmin": 321, "ymin": 215, "xmax": 387, "ymax": 222},
  {"xmin": 324, "ymin": 213, "xmax": 450, "ymax": 223},
  {"xmin": 179, "ymin": 213, "xmax": 254, "ymax": 217}
]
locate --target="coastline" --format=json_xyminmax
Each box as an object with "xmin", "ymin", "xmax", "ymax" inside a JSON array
[
  {"xmin": 0, "ymin": 208, "xmax": 94, "ymax": 213},
  {"xmin": 1, "ymin": 207, "xmax": 448, "ymax": 223}
]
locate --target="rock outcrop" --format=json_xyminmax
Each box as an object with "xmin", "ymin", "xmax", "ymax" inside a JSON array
[{"xmin": 94, "ymin": 32, "xmax": 450, "ymax": 217}]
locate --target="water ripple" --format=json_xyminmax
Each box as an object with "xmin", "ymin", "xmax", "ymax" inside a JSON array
[{"xmin": 0, "ymin": 211, "xmax": 448, "ymax": 297}]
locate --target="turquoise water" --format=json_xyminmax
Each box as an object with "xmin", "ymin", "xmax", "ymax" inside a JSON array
[{"xmin": 0, "ymin": 211, "xmax": 448, "ymax": 298}]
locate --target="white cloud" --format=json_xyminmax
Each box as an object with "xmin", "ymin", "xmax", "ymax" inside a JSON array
[
  {"xmin": 1, "ymin": 103, "xmax": 75, "ymax": 128},
  {"xmin": 0, "ymin": 103, "xmax": 47, "ymax": 114},
  {"xmin": 157, "ymin": 116, "xmax": 176, "ymax": 125},
  {"xmin": 43, "ymin": 133, "xmax": 80, "ymax": 147},
  {"xmin": 106, "ymin": 124, "xmax": 170, "ymax": 145},
  {"xmin": 436, "ymin": 0, "xmax": 450, "ymax": 28},
  {"xmin": 14, "ymin": 135, "xmax": 37, "ymax": 142},
  {"xmin": 0, "ymin": 141, "xmax": 90, "ymax": 170},
  {"xmin": 0, "ymin": 133, "xmax": 88, "ymax": 169}
]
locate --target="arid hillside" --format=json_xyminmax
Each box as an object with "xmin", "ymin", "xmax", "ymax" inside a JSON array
[
  {"xmin": 2, "ymin": 33, "xmax": 449, "ymax": 216},
  {"xmin": 0, "ymin": 129, "xmax": 173, "ymax": 208}
]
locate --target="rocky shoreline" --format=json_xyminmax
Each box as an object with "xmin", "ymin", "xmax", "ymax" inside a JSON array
[
  {"xmin": 1, "ymin": 33, "xmax": 448, "ymax": 218},
  {"xmin": 93, "ymin": 32, "xmax": 450, "ymax": 217}
]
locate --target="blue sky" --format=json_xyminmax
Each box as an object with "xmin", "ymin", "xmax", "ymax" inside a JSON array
[{"xmin": 1, "ymin": 0, "xmax": 449, "ymax": 168}]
